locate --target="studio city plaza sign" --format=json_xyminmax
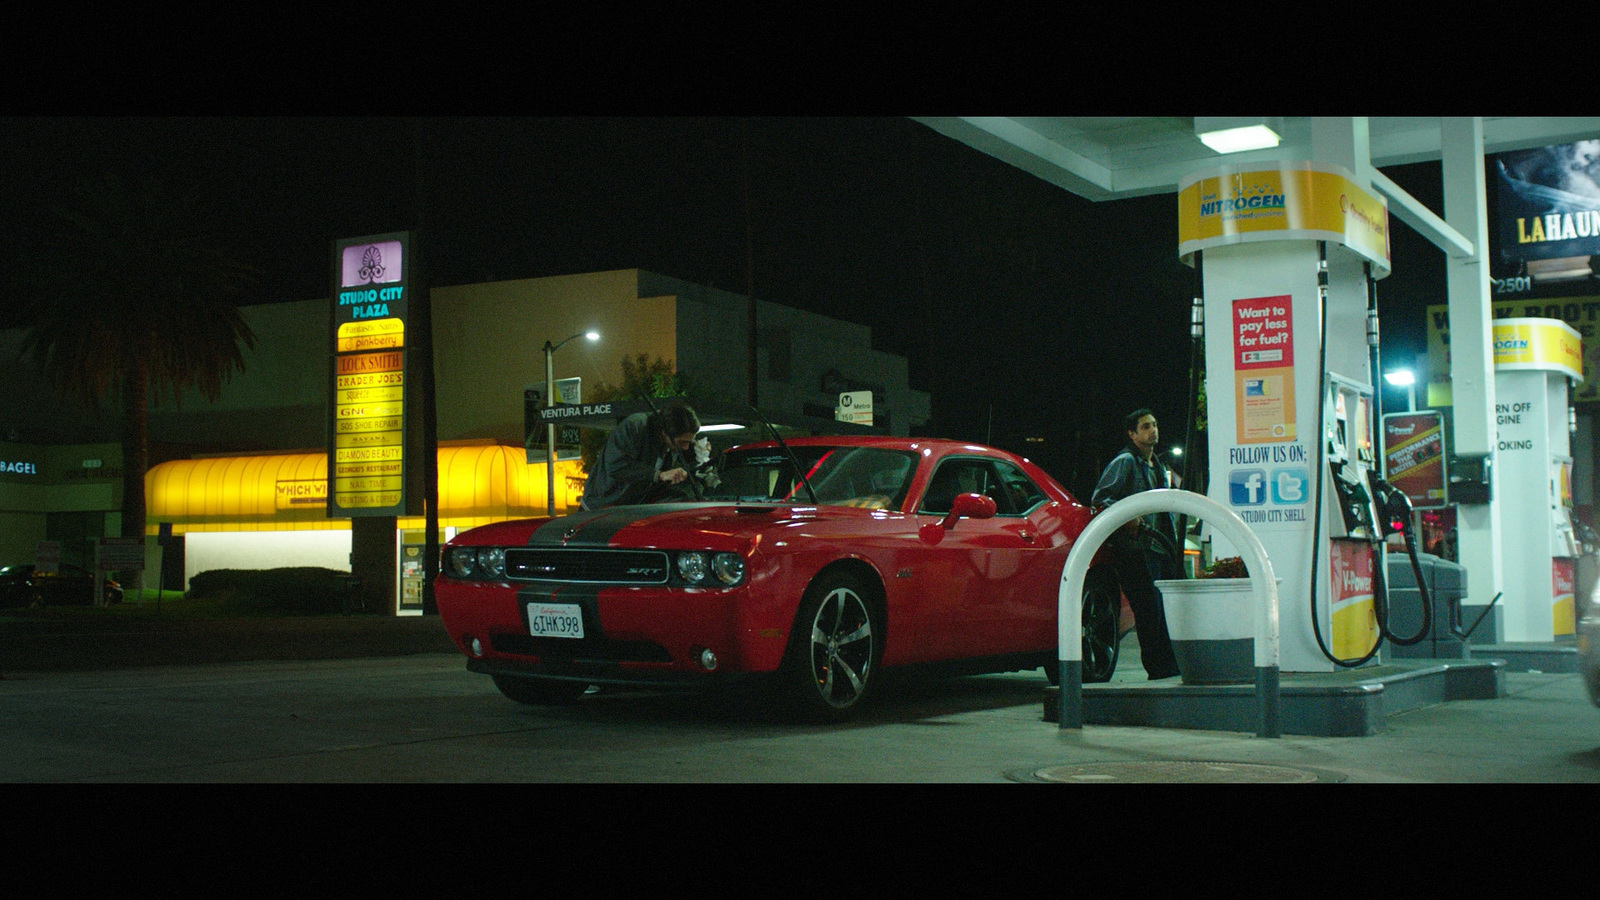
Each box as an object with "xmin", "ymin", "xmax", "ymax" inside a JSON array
[{"xmin": 328, "ymin": 232, "xmax": 410, "ymax": 517}]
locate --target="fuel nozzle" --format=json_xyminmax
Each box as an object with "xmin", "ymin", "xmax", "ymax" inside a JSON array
[{"xmin": 1367, "ymin": 473, "xmax": 1414, "ymax": 537}]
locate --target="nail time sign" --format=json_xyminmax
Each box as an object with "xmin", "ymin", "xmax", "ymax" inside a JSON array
[{"xmin": 329, "ymin": 232, "xmax": 411, "ymax": 517}]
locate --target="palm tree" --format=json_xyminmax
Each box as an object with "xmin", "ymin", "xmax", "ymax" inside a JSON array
[{"xmin": 19, "ymin": 172, "xmax": 259, "ymax": 554}]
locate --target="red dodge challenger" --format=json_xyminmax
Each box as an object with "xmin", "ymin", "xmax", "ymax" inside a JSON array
[{"xmin": 436, "ymin": 436, "xmax": 1098, "ymax": 721}]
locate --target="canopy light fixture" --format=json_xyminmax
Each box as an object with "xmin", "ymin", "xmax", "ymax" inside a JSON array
[
  {"xmin": 697, "ymin": 423, "xmax": 746, "ymax": 433},
  {"xmin": 1383, "ymin": 370, "xmax": 1416, "ymax": 387},
  {"xmin": 1195, "ymin": 117, "xmax": 1283, "ymax": 154}
]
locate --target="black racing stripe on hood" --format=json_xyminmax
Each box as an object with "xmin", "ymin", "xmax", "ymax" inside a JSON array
[{"xmin": 527, "ymin": 503, "xmax": 729, "ymax": 547}]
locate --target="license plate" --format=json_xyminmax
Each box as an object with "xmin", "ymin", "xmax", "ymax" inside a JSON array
[{"xmin": 527, "ymin": 602, "xmax": 585, "ymax": 639}]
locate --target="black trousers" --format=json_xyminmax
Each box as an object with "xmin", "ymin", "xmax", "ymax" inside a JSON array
[{"xmin": 1106, "ymin": 533, "xmax": 1180, "ymax": 678}]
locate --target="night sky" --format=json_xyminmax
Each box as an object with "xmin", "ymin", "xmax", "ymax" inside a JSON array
[{"xmin": 0, "ymin": 117, "xmax": 1448, "ymax": 495}]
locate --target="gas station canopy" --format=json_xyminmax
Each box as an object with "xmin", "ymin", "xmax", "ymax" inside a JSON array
[
  {"xmin": 916, "ymin": 116, "xmax": 1600, "ymax": 666},
  {"xmin": 914, "ymin": 117, "xmax": 1600, "ymax": 202}
]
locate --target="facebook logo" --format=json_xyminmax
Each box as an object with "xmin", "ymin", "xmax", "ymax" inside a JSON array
[
  {"xmin": 1270, "ymin": 467, "xmax": 1309, "ymax": 504},
  {"xmin": 1229, "ymin": 469, "xmax": 1266, "ymax": 506}
]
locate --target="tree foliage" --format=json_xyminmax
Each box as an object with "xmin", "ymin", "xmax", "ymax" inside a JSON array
[
  {"xmin": 20, "ymin": 173, "xmax": 259, "ymax": 407},
  {"xmin": 18, "ymin": 172, "xmax": 260, "ymax": 544},
  {"xmin": 579, "ymin": 353, "xmax": 694, "ymax": 472}
]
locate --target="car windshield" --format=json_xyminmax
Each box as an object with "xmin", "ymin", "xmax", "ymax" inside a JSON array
[{"xmin": 709, "ymin": 446, "xmax": 918, "ymax": 510}]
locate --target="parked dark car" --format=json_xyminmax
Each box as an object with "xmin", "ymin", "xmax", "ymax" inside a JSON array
[{"xmin": 0, "ymin": 564, "xmax": 123, "ymax": 608}]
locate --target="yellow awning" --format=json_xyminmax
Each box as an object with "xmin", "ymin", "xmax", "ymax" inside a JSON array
[{"xmin": 145, "ymin": 444, "xmax": 585, "ymax": 534}]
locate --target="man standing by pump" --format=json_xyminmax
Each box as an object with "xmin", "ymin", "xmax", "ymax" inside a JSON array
[{"xmin": 1091, "ymin": 408, "xmax": 1182, "ymax": 680}]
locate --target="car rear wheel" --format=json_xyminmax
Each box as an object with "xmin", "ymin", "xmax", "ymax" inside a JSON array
[
  {"xmin": 491, "ymin": 674, "xmax": 588, "ymax": 706},
  {"xmin": 1082, "ymin": 567, "xmax": 1122, "ymax": 684},
  {"xmin": 777, "ymin": 572, "xmax": 881, "ymax": 722}
]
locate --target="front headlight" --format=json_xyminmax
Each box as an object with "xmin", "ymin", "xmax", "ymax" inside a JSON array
[
  {"xmin": 444, "ymin": 546, "xmax": 507, "ymax": 580},
  {"xmin": 446, "ymin": 547, "xmax": 478, "ymax": 579},
  {"xmin": 479, "ymin": 547, "xmax": 506, "ymax": 579},
  {"xmin": 677, "ymin": 551, "xmax": 709, "ymax": 584},
  {"xmin": 675, "ymin": 551, "xmax": 745, "ymax": 586},
  {"xmin": 711, "ymin": 552, "xmax": 745, "ymax": 586}
]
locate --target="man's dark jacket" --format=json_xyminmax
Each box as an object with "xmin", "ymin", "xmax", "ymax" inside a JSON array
[
  {"xmin": 580, "ymin": 413, "xmax": 689, "ymax": 510},
  {"xmin": 1091, "ymin": 448, "xmax": 1177, "ymax": 543}
]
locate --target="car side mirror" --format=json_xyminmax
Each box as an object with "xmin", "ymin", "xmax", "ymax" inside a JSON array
[
  {"xmin": 919, "ymin": 492, "xmax": 997, "ymax": 544},
  {"xmin": 941, "ymin": 492, "xmax": 996, "ymax": 530}
]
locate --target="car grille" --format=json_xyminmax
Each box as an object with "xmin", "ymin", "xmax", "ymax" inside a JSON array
[{"xmin": 503, "ymin": 548, "xmax": 671, "ymax": 584}]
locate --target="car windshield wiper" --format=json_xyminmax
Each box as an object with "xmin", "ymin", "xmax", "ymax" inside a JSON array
[{"xmin": 748, "ymin": 404, "xmax": 819, "ymax": 505}]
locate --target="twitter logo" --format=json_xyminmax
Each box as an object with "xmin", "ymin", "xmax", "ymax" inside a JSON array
[{"xmin": 1271, "ymin": 467, "xmax": 1309, "ymax": 504}]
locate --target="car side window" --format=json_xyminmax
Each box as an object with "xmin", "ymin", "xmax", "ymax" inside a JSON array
[
  {"xmin": 919, "ymin": 459, "xmax": 984, "ymax": 515},
  {"xmin": 992, "ymin": 460, "xmax": 1047, "ymax": 516},
  {"xmin": 917, "ymin": 458, "xmax": 1009, "ymax": 515},
  {"xmin": 919, "ymin": 457, "xmax": 1047, "ymax": 517}
]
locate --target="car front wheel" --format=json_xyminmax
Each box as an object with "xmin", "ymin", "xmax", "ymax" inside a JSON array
[{"xmin": 777, "ymin": 572, "xmax": 881, "ymax": 722}]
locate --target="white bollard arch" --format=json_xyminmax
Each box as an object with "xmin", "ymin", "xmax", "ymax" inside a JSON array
[{"xmin": 1057, "ymin": 489, "xmax": 1281, "ymax": 737}]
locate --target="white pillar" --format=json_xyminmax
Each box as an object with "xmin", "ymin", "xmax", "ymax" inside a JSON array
[
  {"xmin": 1312, "ymin": 116, "xmax": 1370, "ymax": 183},
  {"xmin": 1442, "ymin": 117, "xmax": 1504, "ymax": 618},
  {"xmin": 1181, "ymin": 118, "xmax": 1393, "ymax": 671}
]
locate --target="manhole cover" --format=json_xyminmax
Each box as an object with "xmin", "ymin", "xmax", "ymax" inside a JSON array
[{"xmin": 1024, "ymin": 761, "xmax": 1332, "ymax": 783}]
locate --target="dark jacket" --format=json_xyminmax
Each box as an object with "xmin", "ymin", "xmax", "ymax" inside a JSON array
[
  {"xmin": 1092, "ymin": 448, "xmax": 1177, "ymax": 543},
  {"xmin": 579, "ymin": 413, "xmax": 693, "ymax": 510}
]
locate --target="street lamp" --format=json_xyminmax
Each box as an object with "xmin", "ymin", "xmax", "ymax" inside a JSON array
[
  {"xmin": 544, "ymin": 331, "xmax": 599, "ymax": 516},
  {"xmin": 1383, "ymin": 369, "xmax": 1417, "ymax": 413}
]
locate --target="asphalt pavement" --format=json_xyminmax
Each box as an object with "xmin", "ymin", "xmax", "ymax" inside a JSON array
[
  {"xmin": 3, "ymin": 610, "xmax": 1599, "ymax": 782},
  {"xmin": 0, "ymin": 609, "xmax": 456, "ymax": 674}
]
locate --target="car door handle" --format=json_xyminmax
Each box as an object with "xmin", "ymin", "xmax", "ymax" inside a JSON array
[{"xmin": 1019, "ymin": 530, "xmax": 1035, "ymax": 543}]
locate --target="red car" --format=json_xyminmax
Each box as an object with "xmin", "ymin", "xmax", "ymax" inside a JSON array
[{"xmin": 435, "ymin": 436, "xmax": 1095, "ymax": 721}]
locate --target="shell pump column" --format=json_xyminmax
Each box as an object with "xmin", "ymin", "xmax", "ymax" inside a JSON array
[
  {"xmin": 1178, "ymin": 152, "xmax": 1393, "ymax": 673},
  {"xmin": 1491, "ymin": 317, "xmax": 1584, "ymax": 642}
]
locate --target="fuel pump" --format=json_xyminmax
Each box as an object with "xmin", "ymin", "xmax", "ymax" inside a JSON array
[
  {"xmin": 1305, "ymin": 248, "xmax": 1438, "ymax": 667},
  {"xmin": 1491, "ymin": 318, "xmax": 1585, "ymax": 642},
  {"xmin": 1180, "ymin": 146, "xmax": 1497, "ymax": 675},
  {"xmin": 1308, "ymin": 369, "xmax": 1386, "ymax": 666},
  {"xmin": 1182, "ymin": 156, "xmax": 1403, "ymax": 673}
]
